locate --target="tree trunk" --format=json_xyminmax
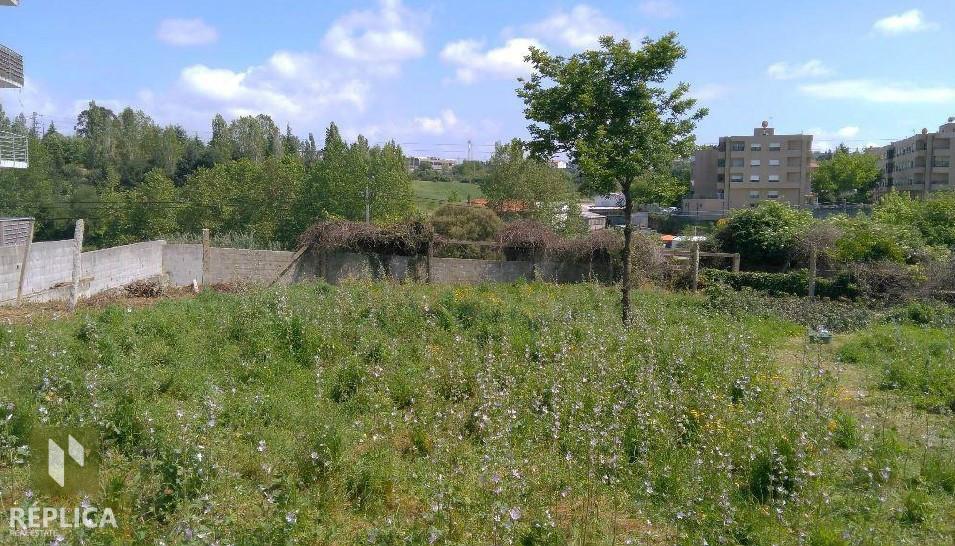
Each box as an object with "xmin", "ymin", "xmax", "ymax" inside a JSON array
[{"xmin": 621, "ymin": 180, "xmax": 633, "ymax": 324}]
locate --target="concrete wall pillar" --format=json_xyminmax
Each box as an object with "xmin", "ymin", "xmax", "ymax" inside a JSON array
[
  {"xmin": 68, "ymin": 219, "xmax": 84, "ymax": 311},
  {"xmin": 201, "ymin": 228, "xmax": 210, "ymax": 288}
]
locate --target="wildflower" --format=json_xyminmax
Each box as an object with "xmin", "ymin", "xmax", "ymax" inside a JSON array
[
  {"xmin": 257, "ymin": 440, "xmax": 267, "ymax": 453},
  {"xmin": 509, "ymin": 506, "xmax": 522, "ymax": 521},
  {"xmin": 285, "ymin": 511, "xmax": 297, "ymax": 525}
]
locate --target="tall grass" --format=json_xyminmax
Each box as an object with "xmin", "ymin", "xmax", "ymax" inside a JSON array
[{"xmin": 0, "ymin": 282, "xmax": 952, "ymax": 543}]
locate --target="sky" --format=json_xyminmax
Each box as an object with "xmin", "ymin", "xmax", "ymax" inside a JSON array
[{"xmin": 2, "ymin": 0, "xmax": 954, "ymax": 159}]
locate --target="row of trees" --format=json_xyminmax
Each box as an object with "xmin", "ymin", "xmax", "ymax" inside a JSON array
[
  {"xmin": 1, "ymin": 102, "xmax": 592, "ymax": 248},
  {"xmin": 0, "ymin": 102, "xmax": 412, "ymax": 248}
]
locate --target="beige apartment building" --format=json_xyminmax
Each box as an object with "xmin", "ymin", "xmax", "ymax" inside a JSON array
[
  {"xmin": 876, "ymin": 118, "xmax": 955, "ymax": 199},
  {"xmin": 685, "ymin": 122, "xmax": 814, "ymax": 215}
]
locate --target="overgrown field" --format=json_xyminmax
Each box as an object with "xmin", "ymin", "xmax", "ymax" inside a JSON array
[
  {"xmin": 412, "ymin": 180, "xmax": 484, "ymax": 213},
  {"xmin": 0, "ymin": 283, "xmax": 953, "ymax": 544}
]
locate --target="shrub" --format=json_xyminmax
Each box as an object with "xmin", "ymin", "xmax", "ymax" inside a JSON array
[
  {"xmin": 701, "ymin": 269, "xmax": 858, "ymax": 299},
  {"xmin": 431, "ymin": 204, "xmax": 504, "ymax": 259},
  {"xmin": 848, "ymin": 261, "xmax": 925, "ymax": 301},
  {"xmin": 714, "ymin": 201, "xmax": 814, "ymax": 267},
  {"xmin": 300, "ymin": 219, "xmax": 433, "ymax": 256},
  {"xmin": 498, "ymin": 220, "xmax": 558, "ymax": 260},
  {"xmin": 875, "ymin": 190, "xmax": 955, "ymax": 248},
  {"xmin": 829, "ymin": 215, "xmax": 924, "ymax": 264},
  {"xmin": 431, "ymin": 204, "xmax": 503, "ymax": 241}
]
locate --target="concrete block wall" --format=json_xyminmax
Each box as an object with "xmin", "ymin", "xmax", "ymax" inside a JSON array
[
  {"xmin": 321, "ymin": 252, "xmax": 426, "ymax": 284},
  {"xmin": 0, "ymin": 245, "xmax": 26, "ymax": 302},
  {"xmin": 315, "ymin": 251, "xmax": 614, "ymax": 285},
  {"xmin": 430, "ymin": 256, "xmax": 534, "ymax": 283},
  {"xmin": 80, "ymin": 241, "xmax": 166, "ymax": 297},
  {"xmin": 163, "ymin": 243, "xmax": 203, "ymax": 286},
  {"xmin": 206, "ymin": 247, "xmax": 296, "ymax": 285},
  {"xmin": 21, "ymin": 240, "xmax": 74, "ymax": 298}
]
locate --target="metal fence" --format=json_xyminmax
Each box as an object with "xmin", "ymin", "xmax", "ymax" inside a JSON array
[
  {"xmin": 0, "ymin": 130, "xmax": 28, "ymax": 168},
  {"xmin": 0, "ymin": 43, "xmax": 24, "ymax": 88}
]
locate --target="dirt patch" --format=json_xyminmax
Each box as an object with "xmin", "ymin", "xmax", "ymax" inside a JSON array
[{"xmin": 0, "ymin": 286, "xmax": 200, "ymax": 325}]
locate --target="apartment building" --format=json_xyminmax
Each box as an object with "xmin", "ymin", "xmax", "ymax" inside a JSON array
[
  {"xmin": 876, "ymin": 118, "xmax": 955, "ymax": 199},
  {"xmin": 685, "ymin": 122, "xmax": 814, "ymax": 214}
]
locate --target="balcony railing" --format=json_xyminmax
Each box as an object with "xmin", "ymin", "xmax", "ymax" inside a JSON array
[
  {"xmin": 0, "ymin": 130, "xmax": 28, "ymax": 168},
  {"xmin": 0, "ymin": 43, "xmax": 24, "ymax": 88}
]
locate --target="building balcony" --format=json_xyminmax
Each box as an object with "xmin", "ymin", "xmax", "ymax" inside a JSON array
[
  {"xmin": 0, "ymin": 43, "xmax": 24, "ymax": 88},
  {"xmin": 0, "ymin": 130, "xmax": 28, "ymax": 169}
]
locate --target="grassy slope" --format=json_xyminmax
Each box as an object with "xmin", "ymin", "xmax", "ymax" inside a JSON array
[
  {"xmin": 0, "ymin": 283, "xmax": 952, "ymax": 544},
  {"xmin": 412, "ymin": 180, "xmax": 484, "ymax": 213}
]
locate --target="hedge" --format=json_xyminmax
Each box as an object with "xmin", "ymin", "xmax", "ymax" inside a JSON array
[{"xmin": 701, "ymin": 269, "xmax": 858, "ymax": 299}]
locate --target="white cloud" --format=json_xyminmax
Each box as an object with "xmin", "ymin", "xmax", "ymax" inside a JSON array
[
  {"xmin": 766, "ymin": 59, "xmax": 832, "ymax": 80},
  {"xmin": 323, "ymin": 0, "xmax": 425, "ymax": 63},
  {"xmin": 156, "ymin": 18, "xmax": 219, "ymax": 46},
  {"xmin": 638, "ymin": 0, "xmax": 678, "ymax": 18},
  {"xmin": 175, "ymin": 51, "xmax": 372, "ymax": 122},
  {"xmin": 873, "ymin": 9, "xmax": 938, "ymax": 35},
  {"xmin": 807, "ymin": 126, "xmax": 863, "ymax": 151},
  {"xmin": 528, "ymin": 4, "xmax": 625, "ymax": 49},
  {"xmin": 413, "ymin": 109, "xmax": 459, "ymax": 135},
  {"xmin": 690, "ymin": 83, "xmax": 729, "ymax": 101},
  {"xmin": 800, "ymin": 79, "xmax": 955, "ymax": 103},
  {"xmin": 440, "ymin": 37, "xmax": 542, "ymax": 83}
]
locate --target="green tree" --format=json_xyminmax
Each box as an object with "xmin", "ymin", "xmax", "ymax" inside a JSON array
[
  {"xmin": 812, "ymin": 146, "xmax": 881, "ymax": 203},
  {"xmin": 482, "ymin": 139, "xmax": 579, "ymax": 231},
  {"xmin": 518, "ymin": 34, "xmax": 706, "ymax": 321},
  {"xmin": 74, "ymin": 101, "xmax": 119, "ymax": 180},
  {"xmin": 631, "ymin": 171, "xmax": 690, "ymax": 207},
  {"xmin": 714, "ymin": 201, "xmax": 814, "ymax": 268},
  {"xmin": 126, "ymin": 169, "xmax": 179, "ymax": 240}
]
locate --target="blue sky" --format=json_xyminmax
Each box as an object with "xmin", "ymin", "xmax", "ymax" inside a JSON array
[{"xmin": 2, "ymin": 0, "xmax": 954, "ymax": 159}]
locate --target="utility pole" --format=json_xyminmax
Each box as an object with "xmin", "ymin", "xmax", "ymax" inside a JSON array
[{"xmin": 467, "ymin": 139, "xmax": 473, "ymax": 184}]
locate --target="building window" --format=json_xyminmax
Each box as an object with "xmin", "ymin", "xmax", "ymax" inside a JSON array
[
  {"xmin": 768, "ymin": 159, "xmax": 780, "ymax": 166},
  {"xmin": 751, "ymin": 143, "xmax": 762, "ymax": 151},
  {"xmin": 788, "ymin": 140, "xmax": 803, "ymax": 151},
  {"xmin": 717, "ymin": 174, "xmax": 725, "ymax": 182},
  {"xmin": 934, "ymin": 158, "xmax": 951, "ymax": 167},
  {"xmin": 768, "ymin": 175, "xmax": 780, "ymax": 182},
  {"xmin": 751, "ymin": 159, "xmax": 761, "ymax": 167},
  {"xmin": 731, "ymin": 174, "xmax": 743, "ymax": 183},
  {"xmin": 749, "ymin": 191, "xmax": 760, "ymax": 199},
  {"xmin": 731, "ymin": 158, "xmax": 744, "ymax": 167},
  {"xmin": 750, "ymin": 175, "xmax": 760, "ymax": 182},
  {"xmin": 767, "ymin": 191, "xmax": 779, "ymax": 199},
  {"xmin": 717, "ymin": 158, "xmax": 725, "ymax": 167},
  {"xmin": 769, "ymin": 142, "xmax": 781, "ymax": 151},
  {"xmin": 731, "ymin": 141, "xmax": 745, "ymax": 152}
]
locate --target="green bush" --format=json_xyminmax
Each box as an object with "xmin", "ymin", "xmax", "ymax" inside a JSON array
[
  {"xmin": 701, "ymin": 269, "xmax": 858, "ymax": 299},
  {"xmin": 714, "ymin": 201, "xmax": 814, "ymax": 267},
  {"xmin": 829, "ymin": 214, "xmax": 925, "ymax": 264},
  {"xmin": 431, "ymin": 204, "xmax": 504, "ymax": 259}
]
